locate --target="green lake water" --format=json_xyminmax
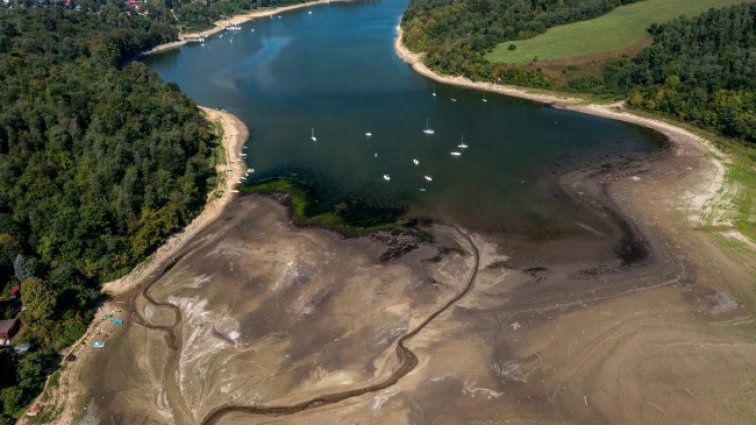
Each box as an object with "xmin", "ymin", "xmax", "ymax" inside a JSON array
[{"xmin": 142, "ymin": 0, "xmax": 665, "ymax": 235}]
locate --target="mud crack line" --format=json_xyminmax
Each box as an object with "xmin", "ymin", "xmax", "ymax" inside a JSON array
[{"xmin": 197, "ymin": 224, "xmax": 480, "ymax": 424}]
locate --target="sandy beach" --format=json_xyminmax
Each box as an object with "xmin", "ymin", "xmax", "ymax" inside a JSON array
[{"xmin": 143, "ymin": 0, "xmax": 342, "ymax": 56}]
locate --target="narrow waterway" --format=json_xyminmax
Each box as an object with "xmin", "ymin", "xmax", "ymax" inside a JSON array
[{"xmin": 142, "ymin": 0, "xmax": 665, "ymax": 235}]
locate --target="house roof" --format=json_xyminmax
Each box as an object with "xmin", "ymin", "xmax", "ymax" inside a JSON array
[{"xmin": 0, "ymin": 318, "xmax": 19, "ymax": 334}]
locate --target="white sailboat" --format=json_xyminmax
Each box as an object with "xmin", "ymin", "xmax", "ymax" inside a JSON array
[
  {"xmin": 308, "ymin": 10, "xmax": 313, "ymax": 14},
  {"xmin": 451, "ymin": 98, "xmax": 457, "ymax": 102},
  {"xmin": 413, "ymin": 159, "xmax": 420, "ymax": 166},
  {"xmin": 424, "ymin": 175, "xmax": 433, "ymax": 182},
  {"xmin": 423, "ymin": 118, "xmax": 435, "ymax": 135},
  {"xmin": 457, "ymin": 135, "xmax": 469, "ymax": 149},
  {"xmin": 365, "ymin": 132, "xmax": 372, "ymax": 137},
  {"xmin": 432, "ymin": 87, "xmax": 437, "ymax": 97},
  {"xmin": 383, "ymin": 174, "xmax": 391, "ymax": 181},
  {"xmin": 482, "ymin": 92, "xmax": 488, "ymax": 103},
  {"xmin": 310, "ymin": 127, "xmax": 317, "ymax": 142},
  {"xmin": 450, "ymin": 151, "xmax": 462, "ymax": 157}
]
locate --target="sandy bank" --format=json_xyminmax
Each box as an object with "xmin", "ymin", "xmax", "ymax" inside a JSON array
[
  {"xmin": 17, "ymin": 107, "xmax": 248, "ymax": 425},
  {"xmin": 143, "ymin": 0, "xmax": 341, "ymax": 56},
  {"xmin": 103, "ymin": 107, "xmax": 248, "ymax": 296}
]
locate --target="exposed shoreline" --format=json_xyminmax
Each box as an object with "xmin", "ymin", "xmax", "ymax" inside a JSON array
[
  {"xmin": 143, "ymin": 0, "xmax": 341, "ymax": 56},
  {"xmin": 393, "ymin": 25, "xmax": 727, "ymax": 221},
  {"xmin": 17, "ymin": 107, "xmax": 248, "ymax": 425}
]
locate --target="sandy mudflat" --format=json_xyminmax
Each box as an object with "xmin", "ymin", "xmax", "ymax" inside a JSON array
[{"xmin": 26, "ymin": 20, "xmax": 756, "ymax": 425}]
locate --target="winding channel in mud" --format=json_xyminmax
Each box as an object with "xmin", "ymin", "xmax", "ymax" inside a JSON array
[{"xmin": 130, "ymin": 220, "xmax": 481, "ymax": 424}]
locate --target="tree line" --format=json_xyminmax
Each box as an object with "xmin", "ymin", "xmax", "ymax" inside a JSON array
[
  {"xmin": 0, "ymin": 6, "xmax": 220, "ymax": 421},
  {"xmin": 402, "ymin": 0, "xmax": 755, "ymax": 143}
]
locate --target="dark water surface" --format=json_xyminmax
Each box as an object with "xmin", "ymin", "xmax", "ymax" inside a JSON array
[{"xmin": 143, "ymin": 0, "xmax": 665, "ymax": 234}]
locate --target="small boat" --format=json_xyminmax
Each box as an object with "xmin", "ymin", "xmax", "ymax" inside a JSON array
[
  {"xmin": 482, "ymin": 92, "xmax": 488, "ymax": 103},
  {"xmin": 432, "ymin": 87, "xmax": 437, "ymax": 97},
  {"xmin": 424, "ymin": 175, "xmax": 433, "ymax": 182},
  {"xmin": 383, "ymin": 174, "xmax": 391, "ymax": 181},
  {"xmin": 365, "ymin": 132, "xmax": 372, "ymax": 137},
  {"xmin": 310, "ymin": 127, "xmax": 317, "ymax": 142},
  {"xmin": 373, "ymin": 152, "xmax": 379, "ymax": 158},
  {"xmin": 451, "ymin": 98, "xmax": 457, "ymax": 102},
  {"xmin": 277, "ymin": 15, "xmax": 282, "ymax": 19},
  {"xmin": 423, "ymin": 118, "xmax": 435, "ymax": 135},
  {"xmin": 247, "ymin": 168, "xmax": 255, "ymax": 173},
  {"xmin": 458, "ymin": 135, "xmax": 469, "ymax": 149},
  {"xmin": 226, "ymin": 25, "xmax": 242, "ymax": 31},
  {"xmin": 450, "ymin": 151, "xmax": 462, "ymax": 157},
  {"xmin": 413, "ymin": 159, "xmax": 420, "ymax": 166},
  {"xmin": 250, "ymin": 28, "xmax": 255, "ymax": 32},
  {"xmin": 219, "ymin": 34, "xmax": 223, "ymax": 38},
  {"xmin": 308, "ymin": 10, "xmax": 313, "ymax": 14},
  {"xmin": 419, "ymin": 187, "xmax": 427, "ymax": 192}
]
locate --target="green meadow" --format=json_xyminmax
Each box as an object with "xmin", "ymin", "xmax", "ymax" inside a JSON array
[{"xmin": 487, "ymin": 0, "xmax": 742, "ymax": 63}]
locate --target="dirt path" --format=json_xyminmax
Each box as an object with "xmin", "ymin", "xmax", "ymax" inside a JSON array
[{"xmin": 17, "ymin": 107, "xmax": 248, "ymax": 425}]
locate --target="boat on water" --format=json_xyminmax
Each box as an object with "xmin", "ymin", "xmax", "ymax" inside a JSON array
[
  {"xmin": 383, "ymin": 174, "xmax": 391, "ymax": 181},
  {"xmin": 308, "ymin": 10, "xmax": 313, "ymax": 14},
  {"xmin": 250, "ymin": 28, "xmax": 255, "ymax": 32},
  {"xmin": 450, "ymin": 151, "xmax": 462, "ymax": 157},
  {"xmin": 424, "ymin": 175, "xmax": 433, "ymax": 182},
  {"xmin": 458, "ymin": 135, "xmax": 469, "ymax": 149},
  {"xmin": 432, "ymin": 87, "xmax": 437, "ymax": 97},
  {"xmin": 247, "ymin": 168, "xmax": 255, "ymax": 173},
  {"xmin": 423, "ymin": 118, "xmax": 435, "ymax": 135},
  {"xmin": 482, "ymin": 92, "xmax": 488, "ymax": 103},
  {"xmin": 226, "ymin": 25, "xmax": 242, "ymax": 31},
  {"xmin": 310, "ymin": 127, "xmax": 317, "ymax": 142},
  {"xmin": 419, "ymin": 187, "xmax": 427, "ymax": 192},
  {"xmin": 451, "ymin": 98, "xmax": 457, "ymax": 102},
  {"xmin": 413, "ymin": 159, "xmax": 420, "ymax": 166},
  {"xmin": 365, "ymin": 132, "xmax": 372, "ymax": 137}
]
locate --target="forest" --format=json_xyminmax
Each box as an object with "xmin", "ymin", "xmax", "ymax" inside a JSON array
[
  {"xmin": 0, "ymin": 6, "xmax": 218, "ymax": 422},
  {"xmin": 402, "ymin": 0, "xmax": 755, "ymax": 143},
  {"xmin": 401, "ymin": 0, "xmax": 641, "ymax": 83},
  {"xmin": 604, "ymin": 5, "xmax": 755, "ymax": 142}
]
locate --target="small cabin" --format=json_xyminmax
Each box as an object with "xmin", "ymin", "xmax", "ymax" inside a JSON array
[{"xmin": 0, "ymin": 318, "xmax": 20, "ymax": 345}]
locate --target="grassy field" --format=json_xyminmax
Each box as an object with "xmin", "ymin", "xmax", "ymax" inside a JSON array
[{"xmin": 487, "ymin": 0, "xmax": 742, "ymax": 64}]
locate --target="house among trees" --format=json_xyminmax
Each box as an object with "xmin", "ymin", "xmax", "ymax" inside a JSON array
[{"xmin": 0, "ymin": 318, "xmax": 20, "ymax": 345}]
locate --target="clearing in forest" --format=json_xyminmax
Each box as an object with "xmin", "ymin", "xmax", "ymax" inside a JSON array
[{"xmin": 487, "ymin": 0, "xmax": 742, "ymax": 64}]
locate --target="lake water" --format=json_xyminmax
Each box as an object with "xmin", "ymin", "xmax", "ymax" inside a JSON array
[{"xmin": 143, "ymin": 0, "xmax": 665, "ymax": 235}]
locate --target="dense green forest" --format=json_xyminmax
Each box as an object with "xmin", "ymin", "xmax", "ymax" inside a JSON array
[
  {"xmin": 402, "ymin": 0, "xmax": 641, "ymax": 84},
  {"xmin": 402, "ymin": 1, "xmax": 755, "ymax": 143},
  {"xmin": 0, "ymin": 5, "xmax": 220, "ymax": 422},
  {"xmin": 603, "ymin": 5, "xmax": 755, "ymax": 142}
]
